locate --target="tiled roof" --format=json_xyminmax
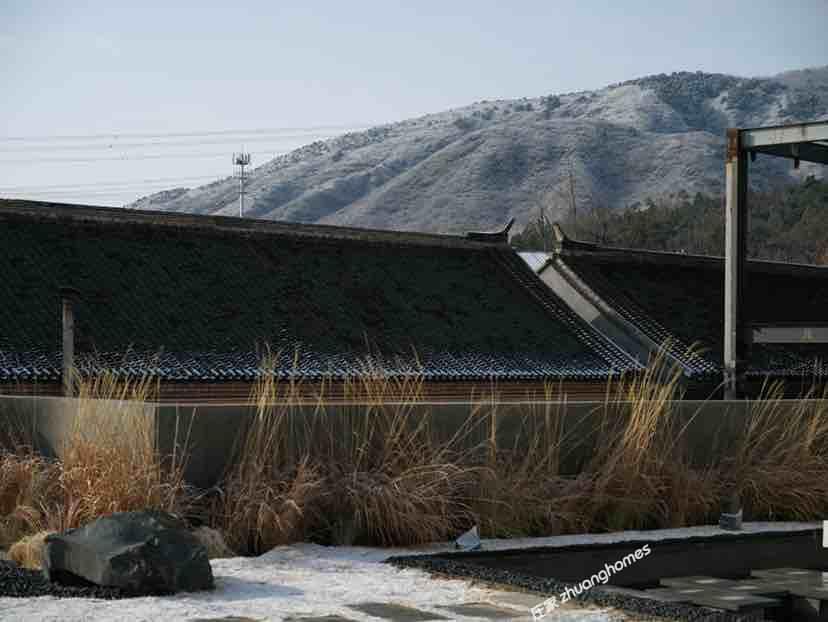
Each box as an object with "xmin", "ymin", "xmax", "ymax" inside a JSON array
[
  {"xmin": 550, "ymin": 239, "xmax": 828, "ymax": 379},
  {"xmin": 0, "ymin": 200, "xmax": 639, "ymax": 383},
  {"xmin": 517, "ymin": 252, "xmax": 549, "ymax": 273}
]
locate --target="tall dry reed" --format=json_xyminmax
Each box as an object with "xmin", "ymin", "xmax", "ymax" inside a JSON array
[
  {"xmin": 731, "ymin": 382, "xmax": 828, "ymax": 520},
  {"xmin": 211, "ymin": 369, "xmax": 325, "ymax": 555},
  {"xmin": 0, "ymin": 451, "xmax": 57, "ymax": 548},
  {"xmin": 575, "ymin": 348, "xmax": 720, "ymax": 531},
  {"xmin": 7, "ymin": 371, "xmax": 193, "ymax": 536},
  {"xmin": 470, "ymin": 391, "xmax": 588, "ymax": 537},
  {"xmin": 317, "ymin": 372, "xmax": 481, "ymax": 546},
  {"xmin": 7, "ymin": 346, "xmax": 828, "ymax": 555},
  {"xmin": 212, "ymin": 362, "xmax": 482, "ymax": 552}
]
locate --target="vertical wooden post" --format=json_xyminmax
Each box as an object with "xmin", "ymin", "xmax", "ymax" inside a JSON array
[
  {"xmin": 724, "ymin": 130, "xmax": 748, "ymax": 400},
  {"xmin": 60, "ymin": 287, "xmax": 79, "ymax": 397}
]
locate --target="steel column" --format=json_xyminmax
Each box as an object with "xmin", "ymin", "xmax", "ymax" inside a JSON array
[{"xmin": 724, "ymin": 129, "xmax": 748, "ymax": 399}]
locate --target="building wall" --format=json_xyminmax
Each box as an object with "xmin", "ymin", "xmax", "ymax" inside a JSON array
[{"xmin": 0, "ymin": 393, "xmax": 808, "ymax": 490}]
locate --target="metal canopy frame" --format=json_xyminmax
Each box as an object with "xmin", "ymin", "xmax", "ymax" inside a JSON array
[{"xmin": 723, "ymin": 121, "xmax": 828, "ymax": 398}]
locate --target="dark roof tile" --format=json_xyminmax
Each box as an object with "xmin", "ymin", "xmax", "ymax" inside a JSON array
[
  {"xmin": 0, "ymin": 200, "xmax": 640, "ymax": 382},
  {"xmin": 556, "ymin": 242, "xmax": 828, "ymax": 379}
]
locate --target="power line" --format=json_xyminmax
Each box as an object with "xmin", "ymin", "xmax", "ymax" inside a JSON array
[
  {"xmin": 0, "ymin": 174, "xmax": 229, "ymax": 193},
  {"xmin": 0, "ymin": 149, "xmax": 288, "ymax": 165},
  {"xmin": 0, "ymin": 123, "xmax": 370, "ymax": 142},
  {"xmin": 0, "ymin": 131, "xmax": 359, "ymax": 153},
  {"xmin": 4, "ymin": 187, "xmax": 195, "ymax": 199},
  {"xmin": 4, "ymin": 182, "xmax": 221, "ymax": 197},
  {"xmin": 0, "ymin": 122, "xmax": 374, "ymax": 203}
]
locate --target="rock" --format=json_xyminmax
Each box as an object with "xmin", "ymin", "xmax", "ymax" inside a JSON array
[
  {"xmin": 43, "ymin": 510, "xmax": 214, "ymax": 595},
  {"xmin": 455, "ymin": 525, "xmax": 481, "ymax": 551},
  {"xmin": 191, "ymin": 526, "xmax": 234, "ymax": 560}
]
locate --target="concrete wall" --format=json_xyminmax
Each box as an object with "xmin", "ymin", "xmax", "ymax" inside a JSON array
[
  {"xmin": 0, "ymin": 395, "xmax": 815, "ymax": 489},
  {"xmin": 0, "ymin": 394, "xmax": 156, "ymax": 459}
]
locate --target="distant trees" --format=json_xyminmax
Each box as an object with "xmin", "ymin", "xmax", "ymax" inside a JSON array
[
  {"xmin": 453, "ymin": 116, "xmax": 477, "ymax": 132},
  {"xmin": 511, "ymin": 176, "xmax": 828, "ymax": 265},
  {"xmin": 542, "ymin": 95, "xmax": 561, "ymax": 119}
]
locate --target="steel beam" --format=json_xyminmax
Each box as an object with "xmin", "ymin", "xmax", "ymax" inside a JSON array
[
  {"xmin": 753, "ymin": 325, "xmax": 828, "ymax": 344},
  {"xmin": 723, "ymin": 121, "xmax": 828, "ymax": 398},
  {"xmin": 740, "ymin": 121, "xmax": 828, "ymax": 149},
  {"xmin": 749, "ymin": 142, "xmax": 828, "ymax": 165}
]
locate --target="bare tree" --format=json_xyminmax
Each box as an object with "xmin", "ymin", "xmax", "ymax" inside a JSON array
[
  {"xmin": 564, "ymin": 158, "xmax": 577, "ymax": 220},
  {"xmin": 583, "ymin": 201, "xmax": 612, "ymax": 244},
  {"xmin": 532, "ymin": 191, "xmax": 558, "ymax": 251}
]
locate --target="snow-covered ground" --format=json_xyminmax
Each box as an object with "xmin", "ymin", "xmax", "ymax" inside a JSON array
[{"xmin": 0, "ymin": 522, "xmax": 818, "ymax": 622}]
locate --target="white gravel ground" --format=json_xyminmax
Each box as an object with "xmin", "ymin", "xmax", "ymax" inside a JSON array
[{"xmin": 0, "ymin": 522, "xmax": 818, "ymax": 622}]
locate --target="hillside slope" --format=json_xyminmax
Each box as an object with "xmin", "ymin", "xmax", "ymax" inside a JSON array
[{"xmin": 130, "ymin": 68, "xmax": 828, "ymax": 234}]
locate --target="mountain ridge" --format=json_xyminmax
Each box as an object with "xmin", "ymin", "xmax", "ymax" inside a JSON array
[{"xmin": 129, "ymin": 66, "xmax": 828, "ymax": 234}]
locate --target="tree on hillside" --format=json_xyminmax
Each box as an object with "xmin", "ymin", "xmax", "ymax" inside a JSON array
[{"xmin": 511, "ymin": 177, "xmax": 828, "ymax": 265}]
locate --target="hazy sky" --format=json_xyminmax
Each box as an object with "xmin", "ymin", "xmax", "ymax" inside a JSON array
[{"xmin": 2, "ymin": 1, "xmax": 827, "ymax": 205}]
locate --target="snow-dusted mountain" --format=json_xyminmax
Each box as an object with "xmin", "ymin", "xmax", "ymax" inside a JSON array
[{"xmin": 129, "ymin": 67, "xmax": 828, "ymax": 234}]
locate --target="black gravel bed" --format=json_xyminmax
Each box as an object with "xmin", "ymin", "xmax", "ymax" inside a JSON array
[
  {"xmin": 389, "ymin": 554, "xmax": 754, "ymax": 622},
  {"xmin": 0, "ymin": 560, "xmax": 135, "ymax": 599}
]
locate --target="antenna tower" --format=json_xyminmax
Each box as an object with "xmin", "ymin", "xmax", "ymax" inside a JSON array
[{"xmin": 233, "ymin": 151, "xmax": 251, "ymax": 217}]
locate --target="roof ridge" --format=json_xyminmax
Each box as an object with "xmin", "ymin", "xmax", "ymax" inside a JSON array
[
  {"xmin": 554, "ymin": 256, "xmax": 719, "ymax": 377},
  {"xmin": 553, "ymin": 223, "xmax": 828, "ymax": 274},
  {"xmin": 0, "ymin": 199, "xmax": 507, "ymax": 250},
  {"xmin": 495, "ymin": 249, "xmax": 642, "ymax": 372}
]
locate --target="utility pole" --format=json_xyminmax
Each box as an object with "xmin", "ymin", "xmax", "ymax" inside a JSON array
[{"xmin": 233, "ymin": 152, "xmax": 251, "ymax": 217}]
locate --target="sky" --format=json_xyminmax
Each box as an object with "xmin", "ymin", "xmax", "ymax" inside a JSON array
[{"xmin": 1, "ymin": 0, "xmax": 827, "ymax": 206}]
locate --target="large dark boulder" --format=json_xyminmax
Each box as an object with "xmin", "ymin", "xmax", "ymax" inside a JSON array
[{"xmin": 43, "ymin": 511, "xmax": 214, "ymax": 595}]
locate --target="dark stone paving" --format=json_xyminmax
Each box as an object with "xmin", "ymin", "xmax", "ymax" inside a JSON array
[
  {"xmin": 661, "ymin": 575, "xmax": 739, "ymax": 589},
  {"xmin": 645, "ymin": 586, "xmax": 716, "ymax": 601},
  {"xmin": 757, "ymin": 577, "xmax": 828, "ymax": 600},
  {"xmin": 440, "ymin": 602, "xmax": 524, "ymax": 619},
  {"xmin": 642, "ymin": 569, "xmax": 828, "ymax": 616},
  {"xmin": 728, "ymin": 580, "xmax": 787, "ymax": 594},
  {"xmin": 752, "ymin": 568, "xmax": 824, "ymax": 580},
  {"xmin": 678, "ymin": 592, "xmax": 781, "ymax": 613},
  {"xmin": 349, "ymin": 602, "xmax": 448, "ymax": 621}
]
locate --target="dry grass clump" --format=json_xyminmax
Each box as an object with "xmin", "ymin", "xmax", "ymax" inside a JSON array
[
  {"xmin": 202, "ymin": 349, "xmax": 828, "ymax": 550},
  {"xmin": 471, "ymin": 395, "xmax": 586, "ymax": 537},
  {"xmin": 211, "ymin": 371, "xmax": 325, "ymax": 555},
  {"xmin": 576, "ymin": 351, "xmax": 719, "ymax": 531},
  {"xmin": 314, "ymin": 394, "xmax": 479, "ymax": 546},
  {"xmin": 469, "ymin": 351, "xmax": 720, "ymax": 537},
  {"xmin": 0, "ymin": 451, "xmax": 58, "ymax": 548},
  {"xmin": 52, "ymin": 372, "xmax": 192, "ymax": 529},
  {"xmin": 212, "ymin": 362, "xmax": 480, "ymax": 552},
  {"xmin": 8, "ymin": 530, "xmax": 54, "ymax": 569},
  {"xmin": 731, "ymin": 382, "xmax": 828, "ymax": 520},
  {"xmin": 8, "ymin": 347, "xmax": 828, "ymax": 555},
  {"xmin": 3, "ymin": 371, "xmax": 194, "ymax": 541}
]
